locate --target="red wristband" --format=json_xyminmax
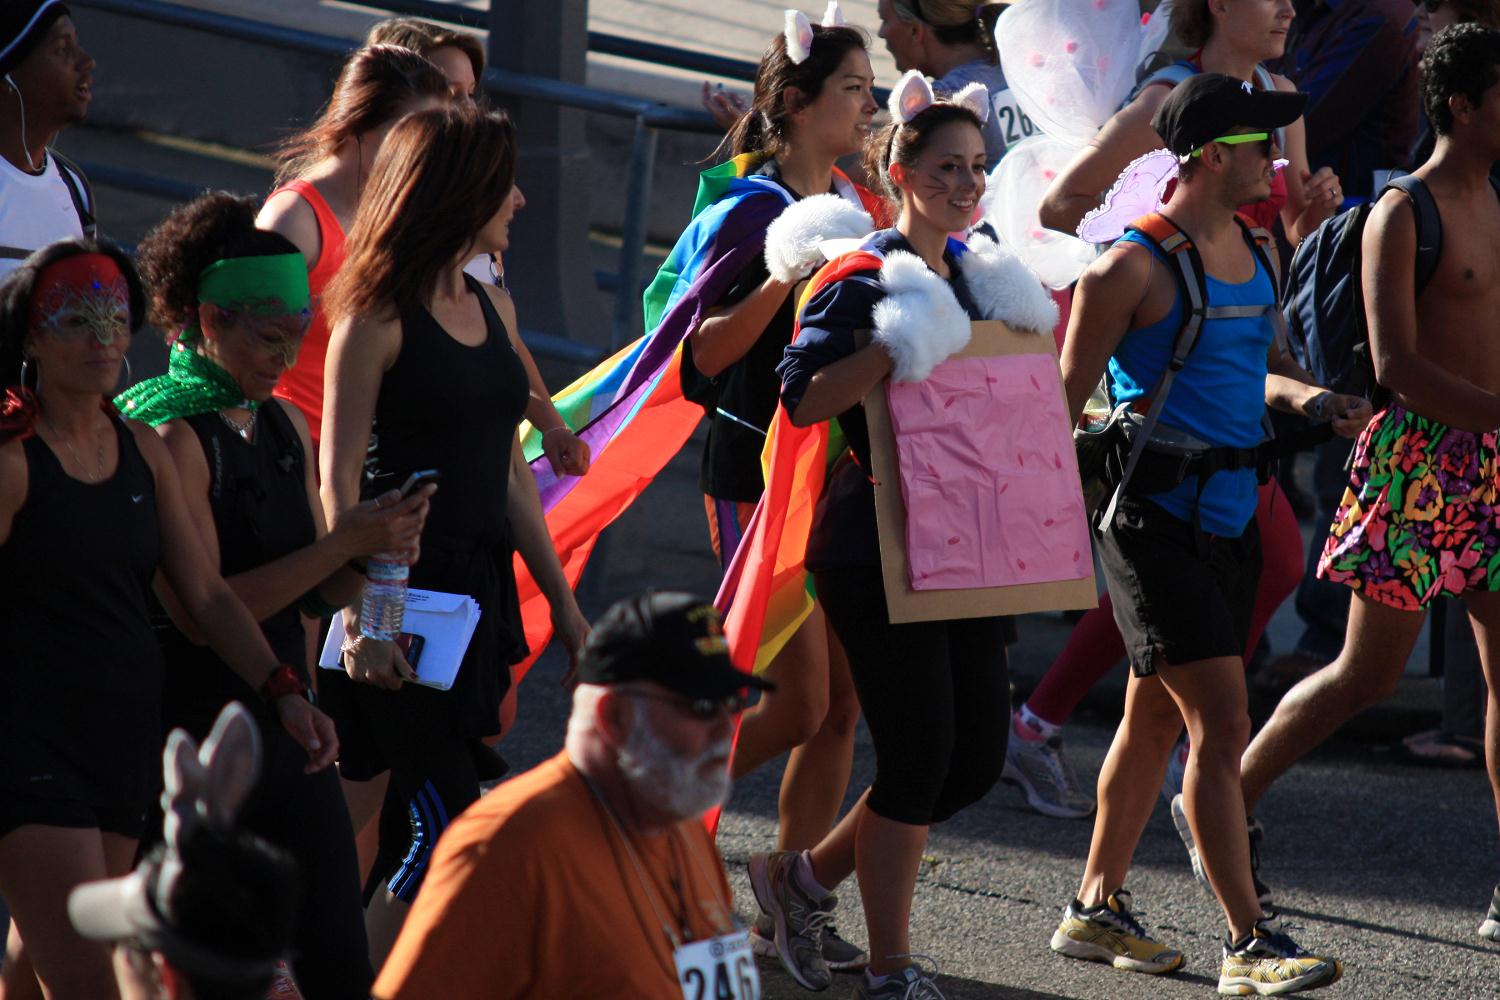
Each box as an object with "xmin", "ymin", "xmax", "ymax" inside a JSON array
[{"xmin": 260, "ymin": 664, "xmax": 306, "ymax": 702}]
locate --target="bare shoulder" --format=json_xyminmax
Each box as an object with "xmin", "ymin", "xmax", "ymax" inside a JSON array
[
  {"xmin": 257, "ymin": 189, "xmax": 322, "ymax": 267},
  {"xmin": 1364, "ymin": 185, "xmax": 1417, "ymax": 245},
  {"xmin": 1086, "ymin": 240, "xmax": 1155, "ymax": 288},
  {"xmin": 330, "ymin": 310, "xmax": 403, "ymax": 373},
  {"xmin": 126, "ymin": 418, "xmax": 174, "ymax": 477},
  {"xmin": 0, "ymin": 438, "xmax": 27, "ymax": 509},
  {"xmin": 478, "ymin": 281, "xmax": 519, "ymax": 329},
  {"xmin": 1120, "ymin": 83, "xmax": 1170, "ymax": 123},
  {"xmin": 1269, "ymin": 71, "xmax": 1297, "ymax": 93}
]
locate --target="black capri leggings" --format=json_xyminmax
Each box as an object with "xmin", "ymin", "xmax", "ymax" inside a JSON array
[{"xmin": 815, "ymin": 565, "xmax": 1011, "ymax": 826}]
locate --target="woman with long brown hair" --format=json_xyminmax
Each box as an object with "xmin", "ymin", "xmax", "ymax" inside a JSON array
[
  {"xmin": 256, "ymin": 44, "xmax": 449, "ymax": 444},
  {"xmin": 360, "ymin": 17, "xmax": 590, "ymax": 479},
  {"xmin": 318, "ymin": 104, "xmax": 589, "ymax": 960}
]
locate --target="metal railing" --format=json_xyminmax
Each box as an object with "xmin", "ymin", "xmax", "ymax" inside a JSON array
[
  {"xmin": 71, "ymin": 0, "xmax": 724, "ymax": 358},
  {"xmin": 345, "ymin": 0, "xmax": 765, "ymax": 83}
]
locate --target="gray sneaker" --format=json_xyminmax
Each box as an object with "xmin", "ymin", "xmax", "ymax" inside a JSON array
[
  {"xmin": 1170, "ymin": 794, "xmax": 1273, "ymax": 907},
  {"xmin": 1002, "ymin": 729, "xmax": 1096, "ymax": 819},
  {"xmin": 852, "ymin": 959, "xmax": 946, "ymax": 999},
  {"xmin": 752, "ymin": 913, "xmax": 868, "ymax": 971},
  {"xmin": 749, "ymin": 851, "xmax": 835, "ymax": 990}
]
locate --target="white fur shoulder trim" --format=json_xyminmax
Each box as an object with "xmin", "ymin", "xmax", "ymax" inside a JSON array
[
  {"xmin": 872, "ymin": 251, "xmax": 972, "ymax": 382},
  {"xmin": 958, "ymin": 234, "xmax": 1059, "ymax": 334},
  {"xmin": 763, "ymin": 194, "xmax": 874, "ymax": 283}
]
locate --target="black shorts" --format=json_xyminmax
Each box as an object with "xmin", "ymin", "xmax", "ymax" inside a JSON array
[
  {"xmin": 1098, "ymin": 496, "xmax": 1262, "ymax": 677},
  {"xmin": 0, "ymin": 791, "xmax": 148, "ymax": 841}
]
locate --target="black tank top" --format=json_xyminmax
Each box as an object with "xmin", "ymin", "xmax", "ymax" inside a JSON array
[
  {"xmin": 0, "ymin": 416, "xmax": 163, "ymax": 806},
  {"xmin": 364, "ymin": 274, "xmax": 529, "ymax": 541},
  {"xmin": 156, "ymin": 402, "xmax": 316, "ymax": 732}
]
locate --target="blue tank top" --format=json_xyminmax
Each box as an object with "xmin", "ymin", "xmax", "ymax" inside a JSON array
[{"xmin": 1106, "ymin": 228, "xmax": 1276, "ymax": 536}]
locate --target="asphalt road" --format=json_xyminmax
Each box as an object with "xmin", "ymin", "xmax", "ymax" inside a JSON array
[{"xmin": 508, "ymin": 636, "xmax": 1500, "ymax": 1000}]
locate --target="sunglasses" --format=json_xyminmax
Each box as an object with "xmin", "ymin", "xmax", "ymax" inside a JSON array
[
  {"xmin": 1191, "ymin": 132, "xmax": 1273, "ymax": 157},
  {"xmin": 626, "ymin": 689, "xmax": 752, "ymax": 720}
]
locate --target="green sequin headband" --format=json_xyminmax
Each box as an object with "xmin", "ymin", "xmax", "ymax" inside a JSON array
[{"xmin": 198, "ymin": 252, "xmax": 311, "ymax": 315}]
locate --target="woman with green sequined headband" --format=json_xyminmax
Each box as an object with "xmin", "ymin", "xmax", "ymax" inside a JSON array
[
  {"xmin": 0, "ymin": 236, "xmax": 342, "ymax": 998},
  {"xmin": 119, "ymin": 193, "xmax": 436, "ymax": 997}
]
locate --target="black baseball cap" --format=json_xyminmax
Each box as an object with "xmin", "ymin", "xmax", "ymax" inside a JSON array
[
  {"xmin": 1151, "ymin": 73, "xmax": 1307, "ymax": 159},
  {"xmin": 577, "ymin": 590, "xmax": 775, "ymax": 699}
]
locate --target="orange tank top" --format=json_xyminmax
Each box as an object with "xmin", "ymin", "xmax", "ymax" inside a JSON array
[{"xmin": 270, "ymin": 179, "xmax": 346, "ymax": 444}]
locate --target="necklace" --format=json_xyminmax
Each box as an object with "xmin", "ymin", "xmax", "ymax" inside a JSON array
[
  {"xmin": 43, "ymin": 414, "xmax": 106, "ymax": 483},
  {"xmin": 219, "ymin": 408, "xmax": 257, "ymax": 442}
]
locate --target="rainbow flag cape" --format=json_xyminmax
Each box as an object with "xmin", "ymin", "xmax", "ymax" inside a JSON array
[
  {"xmin": 508, "ymin": 154, "xmax": 799, "ymax": 680},
  {"xmin": 716, "ymin": 248, "xmax": 884, "ymax": 676},
  {"xmin": 698, "ymin": 247, "xmax": 884, "ymax": 834}
]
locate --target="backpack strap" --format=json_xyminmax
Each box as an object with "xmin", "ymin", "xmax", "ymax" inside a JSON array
[
  {"xmin": 47, "ymin": 148, "xmax": 96, "ymax": 239},
  {"xmin": 1236, "ymin": 214, "xmax": 1290, "ymax": 355},
  {"xmin": 1102, "ymin": 212, "xmax": 1211, "ymax": 527},
  {"xmin": 1383, "ymin": 174, "xmax": 1442, "ymax": 297}
]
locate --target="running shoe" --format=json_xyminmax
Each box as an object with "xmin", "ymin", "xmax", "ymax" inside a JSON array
[
  {"xmin": 749, "ymin": 851, "xmax": 835, "ymax": 991},
  {"xmin": 751, "ymin": 914, "xmax": 868, "ymax": 971},
  {"xmin": 1002, "ymin": 727, "xmax": 1096, "ymax": 819},
  {"xmin": 853, "ymin": 958, "xmax": 945, "ymax": 999},
  {"xmin": 1218, "ymin": 916, "xmax": 1342, "ymax": 995},
  {"xmin": 1049, "ymin": 889, "xmax": 1186, "ymax": 974},
  {"xmin": 1161, "ymin": 733, "xmax": 1189, "ymax": 805},
  {"xmin": 1479, "ymin": 884, "xmax": 1500, "ymax": 943},
  {"xmin": 1170, "ymin": 793, "xmax": 1273, "ymax": 907}
]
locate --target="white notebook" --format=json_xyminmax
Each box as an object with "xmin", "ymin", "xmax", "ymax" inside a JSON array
[{"xmin": 319, "ymin": 589, "xmax": 481, "ymax": 691}]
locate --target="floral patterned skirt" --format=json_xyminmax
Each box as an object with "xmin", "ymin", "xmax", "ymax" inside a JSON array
[{"xmin": 1319, "ymin": 404, "xmax": 1500, "ymax": 610}]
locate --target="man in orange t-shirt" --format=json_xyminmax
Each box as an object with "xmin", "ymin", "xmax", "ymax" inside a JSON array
[{"xmin": 374, "ymin": 591, "xmax": 774, "ymax": 1000}]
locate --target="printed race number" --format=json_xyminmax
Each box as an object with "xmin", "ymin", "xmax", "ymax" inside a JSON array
[
  {"xmin": 991, "ymin": 88, "xmax": 1036, "ymax": 146},
  {"xmin": 676, "ymin": 931, "xmax": 760, "ymax": 1000}
]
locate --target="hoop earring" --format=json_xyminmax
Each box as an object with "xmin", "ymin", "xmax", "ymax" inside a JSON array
[
  {"xmin": 114, "ymin": 354, "xmax": 133, "ymax": 394},
  {"xmin": 19, "ymin": 356, "xmax": 36, "ymax": 391}
]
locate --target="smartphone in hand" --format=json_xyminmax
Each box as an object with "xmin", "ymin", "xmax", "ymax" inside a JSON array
[{"xmin": 400, "ymin": 469, "xmax": 441, "ymax": 497}]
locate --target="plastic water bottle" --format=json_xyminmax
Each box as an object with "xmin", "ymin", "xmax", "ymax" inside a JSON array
[{"xmin": 359, "ymin": 553, "xmax": 409, "ymax": 641}]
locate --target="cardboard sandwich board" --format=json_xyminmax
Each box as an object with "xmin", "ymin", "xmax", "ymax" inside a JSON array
[{"xmin": 864, "ymin": 319, "xmax": 1098, "ymax": 624}]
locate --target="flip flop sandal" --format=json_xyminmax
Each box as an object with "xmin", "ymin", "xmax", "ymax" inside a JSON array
[{"xmin": 1393, "ymin": 731, "xmax": 1483, "ymax": 769}]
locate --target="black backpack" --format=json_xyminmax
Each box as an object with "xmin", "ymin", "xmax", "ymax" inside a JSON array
[{"xmin": 1282, "ymin": 174, "xmax": 1497, "ymax": 401}]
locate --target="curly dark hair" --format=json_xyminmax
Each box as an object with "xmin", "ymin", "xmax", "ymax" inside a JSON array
[
  {"xmin": 713, "ymin": 24, "xmax": 870, "ymax": 161},
  {"xmin": 1422, "ymin": 21, "xmax": 1500, "ymax": 135},
  {"xmin": 0, "ymin": 237, "xmax": 145, "ymax": 386},
  {"xmin": 863, "ymin": 102, "xmax": 985, "ymax": 206},
  {"xmin": 133, "ymin": 192, "xmax": 300, "ymax": 335}
]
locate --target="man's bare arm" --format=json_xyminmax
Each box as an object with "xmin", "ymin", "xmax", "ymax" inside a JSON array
[{"xmin": 1059, "ymin": 244, "xmax": 1153, "ymax": 424}]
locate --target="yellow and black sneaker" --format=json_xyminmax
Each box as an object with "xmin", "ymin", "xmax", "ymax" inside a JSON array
[
  {"xmin": 1049, "ymin": 889, "xmax": 1186, "ymax": 974},
  {"xmin": 1219, "ymin": 916, "xmax": 1342, "ymax": 996}
]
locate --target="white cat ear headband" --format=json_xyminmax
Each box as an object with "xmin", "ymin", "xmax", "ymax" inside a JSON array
[
  {"xmin": 785, "ymin": 2, "xmax": 849, "ymax": 65},
  {"xmin": 887, "ymin": 70, "xmax": 991, "ymax": 125}
]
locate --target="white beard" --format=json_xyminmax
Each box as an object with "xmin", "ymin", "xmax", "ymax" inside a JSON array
[{"xmin": 618, "ymin": 722, "xmax": 733, "ymax": 822}]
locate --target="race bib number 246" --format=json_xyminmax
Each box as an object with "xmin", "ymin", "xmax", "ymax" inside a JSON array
[{"xmin": 675, "ymin": 930, "xmax": 760, "ymax": 1000}]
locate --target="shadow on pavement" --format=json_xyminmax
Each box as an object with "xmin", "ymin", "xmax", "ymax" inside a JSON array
[
  {"xmin": 1277, "ymin": 905, "xmax": 1498, "ymax": 955},
  {"xmin": 758, "ymin": 959, "xmax": 1089, "ymax": 999}
]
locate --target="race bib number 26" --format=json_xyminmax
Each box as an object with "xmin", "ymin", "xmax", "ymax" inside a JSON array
[
  {"xmin": 991, "ymin": 88, "xmax": 1036, "ymax": 147},
  {"xmin": 675, "ymin": 930, "xmax": 760, "ymax": 1000}
]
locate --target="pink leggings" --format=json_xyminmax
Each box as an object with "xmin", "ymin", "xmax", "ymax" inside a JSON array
[{"xmin": 1027, "ymin": 480, "xmax": 1304, "ymax": 726}]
